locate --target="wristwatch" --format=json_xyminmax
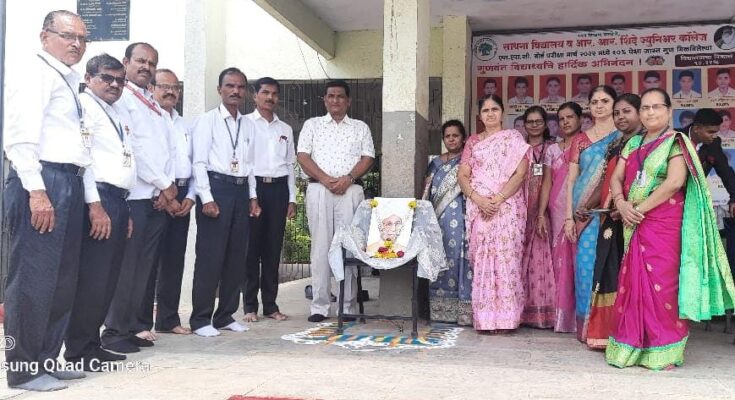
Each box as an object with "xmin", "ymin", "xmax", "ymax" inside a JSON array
[{"xmin": 347, "ymin": 173, "xmax": 355, "ymax": 183}]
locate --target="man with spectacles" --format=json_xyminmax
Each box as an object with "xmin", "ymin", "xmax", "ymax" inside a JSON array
[
  {"xmin": 63, "ymin": 53, "xmax": 135, "ymax": 373},
  {"xmin": 3, "ymin": 10, "xmax": 91, "ymax": 391},
  {"xmin": 102, "ymin": 42, "xmax": 178, "ymax": 354},
  {"xmin": 136, "ymin": 69, "xmax": 195, "ymax": 336}
]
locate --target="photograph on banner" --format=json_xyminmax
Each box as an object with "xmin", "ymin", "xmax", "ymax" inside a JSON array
[
  {"xmin": 507, "ymin": 75, "xmax": 535, "ymax": 115},
  {"xmin": 638, "ymin": 70, "xmax": 668, "ymax": 94},
  {"xmin": 672, "ymin": 68, "xmax": 703, "ymax": 103},
  {"xmin": 570, "ymin": 73, "xmax": 598, "ymax": 107},
  {"xmin": 714, "ymin": 25, "xmax": 735, "ymax": 50},
  {"xmin": 719, "ymin": 108, "xmax": 735, "ymax": 139},
  {"xmin": 707, "ymin": 67, "xmax": 735, "ymax": 104},
  {"xmin": 673, "ymin": 108, "xmax": 697, "ymax": 131},
  {"xmin": 478, "ymin": 76, "xmax": 502, "ymax": 100},
  {"xmin": 539, "ymin": 74, "xmax": 567, "ymax": 108},
  {"xmin": 604, "ymin": 71, "xmax": 633, "ymax": 97}
]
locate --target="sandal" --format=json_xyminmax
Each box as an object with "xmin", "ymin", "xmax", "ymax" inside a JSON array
[{"xmin": 266, "ymin": 311, "xmax": 288, "ymax": 321}]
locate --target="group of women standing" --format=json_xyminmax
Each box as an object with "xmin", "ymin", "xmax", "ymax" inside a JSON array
[{"xmin": 423, "ymin": 86, "xmax": 735, "ymax": 370}]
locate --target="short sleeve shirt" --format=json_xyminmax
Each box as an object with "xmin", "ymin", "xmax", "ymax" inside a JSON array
[{"xmin": 297, "ymin": 114, "xmax": 375, "ymax": 177}]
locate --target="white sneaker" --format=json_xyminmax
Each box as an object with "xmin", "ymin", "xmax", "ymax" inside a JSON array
[
  {"xmin": 193, "ymin": 325, "xmax": 220, "ymax": 337},
  {"xmin": 221, "ymin": 321, "xmax": 249, "ymax": 332}
]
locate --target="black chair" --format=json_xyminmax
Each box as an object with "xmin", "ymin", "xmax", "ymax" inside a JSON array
[{"xmin": 337, "ymin": 251, "xmax": 420, "ymax": 339}]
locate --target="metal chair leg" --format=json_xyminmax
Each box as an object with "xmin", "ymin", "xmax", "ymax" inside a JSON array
[
  {"xmin": 725, "ymin": 309, "xmax": 733, "ymax": 334},
  {"xmin": 356, "ymin": 264, "xmax": 365, "ymax": 323},
  {"xmin": 411, "ymin": 263, "xmax": 418, "ymax": 339},
  {"xmin": 337, "ymin": 278, "xmax": 345, "ymax": 334}
]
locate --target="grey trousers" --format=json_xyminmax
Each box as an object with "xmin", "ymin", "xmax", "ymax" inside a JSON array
[{"xmin": 3, "ymin": 166, "xmax": 84, "ymax": 386}]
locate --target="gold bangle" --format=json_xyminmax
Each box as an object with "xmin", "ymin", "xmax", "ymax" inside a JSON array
[{"xmin": 498, "ymin": 192, "xmax": 508, "ymax": 200}]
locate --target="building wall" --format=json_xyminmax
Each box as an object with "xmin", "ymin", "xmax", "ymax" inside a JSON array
[
  {"xmin": 225, "ymin": 0, "xmax": 444, "ymax": 81},
  {"xmin": 6, "ymin": 0, "xmax": 186, "ymax": 79}
]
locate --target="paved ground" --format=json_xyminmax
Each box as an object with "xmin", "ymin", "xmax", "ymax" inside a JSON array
[{"xmin": 0, "ymin": 274, "xmax": 733, "ymax": 400}]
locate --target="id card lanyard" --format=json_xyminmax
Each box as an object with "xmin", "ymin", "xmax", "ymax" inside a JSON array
[
  {"xmin": 634, "ymin": 126, "xmax": 668, "ymax": 187},
  {"xmin": 83, "ymin": 92, "xmax": 132, "ymax": 167},
  {"xmin": 532, "ymin": 141, "xmax": 546, "ymax": 176},
  {"xmin": 37, "ymin": 54, "xmax": 90, "ymax": 149},
  {"xmin": 220, "ymin": 110, "xmax": 242, "ymax": 173}
]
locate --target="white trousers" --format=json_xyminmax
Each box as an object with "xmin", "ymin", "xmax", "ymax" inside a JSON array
[{"xmin": 305, "ymin": 183, "xmax": 363, "ymax": 316}]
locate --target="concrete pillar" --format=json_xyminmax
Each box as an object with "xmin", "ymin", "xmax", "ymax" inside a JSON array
[
  {"xmin": 379, "ymin": 0, "xmax": 430, "ymax": 315},
  {"xmin": 441, "ymin": 15, "xmax": 471, "ymax": 127},
  {"xmin": 184, "ymin": 0, "xmax": 225, "ymax": 117}
]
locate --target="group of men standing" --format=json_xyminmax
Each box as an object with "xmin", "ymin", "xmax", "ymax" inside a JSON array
[{"xmin": 3, "ymin": 9, "xmax": 376, "ymax": 392}]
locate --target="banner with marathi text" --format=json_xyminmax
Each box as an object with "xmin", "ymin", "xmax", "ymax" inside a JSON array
[{"xmin": 472, "ymin": 23, "xmax": 735, "ymax": 209}]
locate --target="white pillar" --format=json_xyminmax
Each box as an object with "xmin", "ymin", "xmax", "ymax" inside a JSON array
[{"xmin": 441, "ymin": 15, "xmax": 471, "ymax": 127}]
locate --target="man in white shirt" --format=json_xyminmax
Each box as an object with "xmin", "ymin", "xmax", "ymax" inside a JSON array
[
  {"xmin": 243, "ymin": 77, "xmax": 296, "ymax": 323},
  {"xmin": 297, "ymin": 80, "xmax": 375, "ymax": 322},
  {"xmin": 190, "ymin": 67, "xmax": 261, "ymax": 337},
  {"xmin": 102, "ymin": 42, "xmax": 177, "ymax": 353},
  {"xmin": 539, "ymin": 76, "xmax": 565, "ymax": 103},
  {"xmin": 507, "ymin": 76, "xmax": 533, "ymax": 105},
  {"xmin": 673, "ymin": 70, "xmax": 701, "ymax": 99},
  {"xmin": 570, "ymin": 75, "xmax": 592, "ymax": 105},
  {"xmin": 136, "ymin": 68, "xmax": 195, "ymax": 336},
  {"xmin": 3, "ymin": 10, "xmax": 90, "ymax": 391},
  {"xmin": 709, "ymin": 68, "xmax": 735, "ymax": 98},
  {"xmin": 64, "ymin": 53, "xmax": 135, "ymax": 372}
]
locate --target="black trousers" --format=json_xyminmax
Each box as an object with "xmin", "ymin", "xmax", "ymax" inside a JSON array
[
  {"xmin": 102, "ymin": 199, "xmax": 166, "ymax": 345},
  {"xmin": 189, "ymin": 178, "xmax": 251, "ymax": 331},
  {"xmin": 65, "ymin": 183, "xmax": 130, "ymax": 361},
  {"xmin": 3, "ymin": 166, "xmax": 84, "ymax": 385},
  {"xmin": 243, "ymin": 180, "xmax": 288, "ymax": 315},
  {"xmin": 137, "ymin": 184, "xmax": 191, "ymax": 332}
]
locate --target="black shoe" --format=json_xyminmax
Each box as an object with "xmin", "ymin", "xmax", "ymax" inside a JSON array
[
  {"xmin": 342, "ymin": 316, "xmax": 357, "ymax": 322},
  {"xmin": 80, "ymin": 358, "xmax": 120, "ymax": 372},
  {"xmin": 307, "ymin": 314, "xmax": 327, "ymax": 323},
  {"xmin": 128, "ymin": 335, "xmax": 154, "ymax": 348},
  {"xmin": 102, "ymin": 339, "xmax": 140, "ymax": 354},
  {"xmin": 94, "ymin": 347, "xmax": 126, "ymax": 361}
]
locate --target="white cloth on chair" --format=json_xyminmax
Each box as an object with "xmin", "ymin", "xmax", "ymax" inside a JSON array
[{"xmin": 328, "ymin": 200, "xmax": 448, "ymax": 282}]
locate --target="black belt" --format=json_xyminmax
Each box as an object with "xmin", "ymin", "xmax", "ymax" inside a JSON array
[
  {"xmin": 96, "ymin": 182, "xmax": 129, "ymax": 199},
  {"xmin": 208, "ymin": 171, "xmax": 248, "ymax": 186},
  {"xmin": 40, "ymin": 161, "xmax": 85, "ymax": 177},
  {"xmin": 256, "ymin": 176, "xmax": 288, "ymax": 184},
  {"xmin": 308, "ymin": 177, "xmax": 363, "ymax": 186},
  {"xmin": 175, "ymin": 178, "xmax": 190, "ymax": 187}
]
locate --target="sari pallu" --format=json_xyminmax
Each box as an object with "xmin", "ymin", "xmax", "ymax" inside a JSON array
[
  {"xmin": 606, "ymin": 132, "xmax": 735, "ymax": 370},
  {"xmin": 571, "ymin": 131, "xmax": 621, "ymax": 340},
  {"xmin": 462, "ymin": 130, "xmax": 529, "ymax": 331},
  {"xmin": 545, "ymin": 143, "xmax": 576, "ymax": 332},
  {"xmin": 586, "ymin": 135, "xmax": 632, "ymax": 349},
  {"xmin": 425, "ymin": 156, "xmax": 472, "ymax": 325},
  {"xmin": 521, "ymin": 141, "xmax": 556, "ymax": 328}
]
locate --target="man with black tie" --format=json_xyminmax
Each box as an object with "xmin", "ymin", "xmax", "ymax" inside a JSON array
[
  {"xmin": 190, "ymin": 67, "xmax": 261, "ymax": 336},
  {"xmin": 243, "ymin": 77, "xmax": 296, "ymax": 322},
  {"xmin": 102, "ymin": 42, "xmax": 178, "ymax": 353},
  {"xmin": 686, "ymin": 108, "xmax": 735, "ymax": 216},
  {"xmin": 3, "ymin": 10, "xmax": 91, "ymax": 391},
  {"xmin": 64, "ymin": 53, "xmax": 135, "ymax": 371}
]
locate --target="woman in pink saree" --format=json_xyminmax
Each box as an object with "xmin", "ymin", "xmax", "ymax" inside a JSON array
[
  {"xmin": 606, "ymin": 88, "xmax": 735, "ymax": 369},
  {"xmin": 459, "ymin": 94, "xmax": 530, "ymax": 331},
  {"xmin": 537, "ymin": 102, "xmax": 583, "ymax": 333},
  {"xmin": 520, "ymin": 106, "xmax": 556, "ymax": 328}
]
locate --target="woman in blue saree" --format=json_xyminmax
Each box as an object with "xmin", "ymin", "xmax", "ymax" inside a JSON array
[
  {"xmin": 423, "ymin": 120, "xmax": 472, "ymax": 325},
  {"xmin": 564, "ymin": 85, "xmax": 621, "ymax": 341}
]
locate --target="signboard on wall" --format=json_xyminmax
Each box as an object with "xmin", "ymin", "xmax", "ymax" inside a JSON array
[
  {"xmin": 472, "ymin": 24, "xmax": 735, "ymax": 207},
  {"xmin": 77, "ymin": 0, "xmax": 130, "ymax": 41}
]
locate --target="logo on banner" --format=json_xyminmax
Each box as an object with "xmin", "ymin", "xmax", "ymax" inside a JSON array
[{"xmin": 473, "ymin": 37, "xmax": 497, "ymax": 62}]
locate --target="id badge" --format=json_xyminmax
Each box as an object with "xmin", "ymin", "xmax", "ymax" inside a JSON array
[
  {"xmin": 532, "ymin": 163, "xmax": 543, "ymax": 176},
  {"xmin": 230, "ymin": 159, "xmax": 240, "ymax": 173},
  {"xmin": 635, "ymin": 170, "xmax": 648, "ymax": 187},
  {"xmin": 81, "ymin": 127, "xmax": 92, "ymax": 148},
  {"xmin": 122, "ymin": 151, "xmax": 132, "ymax": 168}
]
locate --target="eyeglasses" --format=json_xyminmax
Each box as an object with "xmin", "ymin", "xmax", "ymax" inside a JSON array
[
  {"xmin": 95, "ymin": 73, "xmax": 125, "ymax": 86},
  {"xmin": 46, "ymin": 29, "xmax": 91, "ymax": 43},
  {"xmin": 156, "ymin": 84, "xmax": 181, "ymax": 92},
  {"xmin": 525, "ymin": 119, "xmax": 545, "ymax": 126},
  {"xmin": 640, "ymin": 103, "xmax": 669, "ymax": 112}
]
